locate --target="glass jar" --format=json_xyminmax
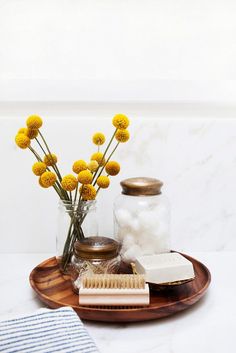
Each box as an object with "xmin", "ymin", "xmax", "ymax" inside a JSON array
[
  {"xmin": 57, "ymin": 200, "xmax": 98, "ymax": 273},
  {"xmin": 71, "ymin": 236, "xmax": 121, "ymax": 293},
  {"xmin": 114, "ymin": 177, "xmax": 171, "ymax": 263}
]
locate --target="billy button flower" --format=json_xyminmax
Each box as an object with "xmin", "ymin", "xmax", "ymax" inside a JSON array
[
  {"xmin": 15, "ymin": 133, "xmax": 31, "ymax": 149},
  {"xmin": 44, "ymin": 153, "xmax": 58, "ymax": 166},
  {"xmin": 72, "ymin": 160, "xmax": 87, "ymax": 174},
  {"xmin": 92, "ymin": 132, "xmax": 106, "ymax": 145},
  {"xmin": 38, "ymin": 177, "xmax": 47, "ymax": 188},
  {"xmin": 77, "ymin": 170, "xmax": 93, "ymax": 184},
  {"xmin": 26, "ymin": 115, "xmax": 43, "ymax": 129},
  {"xmin": 115, "ymin": 129, "xmax": 130, "ymax": 143},
  {"xmin": 79, "ymin": 184, "xmax": 96, "ymax": 200},
  {"xmin": 87, "ymin": 160, "xmax": 99, "ymax": 173},
  {"xmin": 32, "ymin": 162, "xmax": 47, "ymax": 176},
  {"xmin": 91, "ymin": 152, "xmax": 106, "ymax": 166},
  {"xmin": 26, "ymin": 128, "xmax": 38, "ymax": 139},
  {"xmin": 18, "ymin": 127, "xmax": 27, "ymax": 134},
  {"xmin": 97, "ymin": 175, "xmax": 110, "ymax": 189},
  {"xmin": 112, "ymin": 114, "xmax": 129, "ymax": 130},
  {"xmin": 40, "ymin": 171, "xmax": 57, "ymax": 188},
  {"xmin": 105, "ymin": 161, "xmax": 120, "ymax": 176},
  {"xmin": 61, "ymin": 174, "xmax": 78, "ymax": 191}
]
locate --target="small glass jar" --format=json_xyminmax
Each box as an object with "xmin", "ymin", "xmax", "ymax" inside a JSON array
[
  {"xmin": 114, "ymin": 177, "xmax": 171, "ymax": 262},
  {"xmin": 71, "ymin": 236, "xmax": 121, "ymax": 293},
  {"xmin": 57, "ymin": 200, "xmax": 98, "ymax": 274}
]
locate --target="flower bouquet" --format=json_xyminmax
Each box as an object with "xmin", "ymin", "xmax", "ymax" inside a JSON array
[{"xmin": 15, "ymin": 114, "xmax": 130, "ymax": 272}]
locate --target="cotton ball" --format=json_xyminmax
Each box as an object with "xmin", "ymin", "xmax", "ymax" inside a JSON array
[
  {"xmin": 128, "ymin": 218, "xmax": 141, "ymax": 233},
  {"xmin": 115, "ymin": 208, "xmax": 133, "ymax": 228},
  {"xmin": 140, "ymin": 239, "xmax": 157, "ymax": 255},
  {"xmin": 122, "ymin": 233, "xmax": 136, "ymax": 251},
  {"xmin": 122, "ymin": 244, "xmax": 143, "ymax": 262},
  {"xmin": 117, "ymin": 228, "xmax": 129, "ymax": 241},
  {"xmin": 138, "ymin": 210, "xmax": 158, "ymax": 230}
]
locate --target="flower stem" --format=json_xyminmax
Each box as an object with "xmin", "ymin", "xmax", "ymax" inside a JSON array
[
  {"xmin": 92, "ymin": 128, "xmax": 117, "ymax": 183},
  {"xmin": 93, "ymin": 142, "xmax": 119, "ymax": 186}
]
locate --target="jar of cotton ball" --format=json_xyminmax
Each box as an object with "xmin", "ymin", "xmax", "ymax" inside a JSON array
[{"xmin": 114, "ymin": 177, "xmax": 171, "ymax": 263}]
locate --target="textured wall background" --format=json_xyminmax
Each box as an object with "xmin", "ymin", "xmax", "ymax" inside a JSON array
[{"xmin": 1, "ymin": 104, "xmax": 235, "ymax": 253}]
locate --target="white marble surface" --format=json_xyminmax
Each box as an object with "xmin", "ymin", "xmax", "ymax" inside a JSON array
[
  {"xmin": 1, "ymin": 114, "xmax": 236, "ymax": 253},
  {"xmin": 0, "ymin": 252, "xmax": 234, "ymax": 353}
]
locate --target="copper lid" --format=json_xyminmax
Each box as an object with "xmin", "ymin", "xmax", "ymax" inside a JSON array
[
  {"xmin": 74, "ymin": 236, "xmax": 120, "ymax": 260},
  {"xmin": 120, "ymin": 177, "xmax": 163, "ymax": 196}
]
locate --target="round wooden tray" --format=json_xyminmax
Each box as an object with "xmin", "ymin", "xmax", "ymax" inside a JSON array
[{"xmin": 29, "ymin": 253, "xmax": 211, "ymax": 323}]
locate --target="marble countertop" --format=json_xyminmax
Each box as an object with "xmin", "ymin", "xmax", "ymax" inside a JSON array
[{"xmin": 0, "ymin": 252, "xmax": 234, "ymax": 353}]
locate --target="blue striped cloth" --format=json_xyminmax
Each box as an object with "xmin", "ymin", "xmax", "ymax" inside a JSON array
[{"xmin": 0, "ymin": 307, "xmax": 99, "ymax": 353}]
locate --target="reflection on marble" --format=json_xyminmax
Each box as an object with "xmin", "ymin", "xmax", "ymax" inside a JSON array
[
  {"xmin": 0, "ymin": 117, "xmax": 236, "ymax": 252},
  {"xmin": 0, "ymin": 253, "xmax": 234, "ymax": 353}
]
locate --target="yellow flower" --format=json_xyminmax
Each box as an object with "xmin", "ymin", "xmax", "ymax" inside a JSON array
[
  {"xmin": 61, "ymin": 174, "xmax": 78, "ymax": 191},
  {"xmin": 79, "ymin": 184, "xmax": 96, "ymax": 200},
  {"xmin": 91, "ymin": 152, "xmax": 106, "ymax": 166},
  {"xmin": 40, "ymin": 171, "xmax": 57, "ymax": 187},
  {"xmin": 44, "ymin": 153, "xmax": 57, "ymax": 166},
  {"xmin": 15, "ymin": 133, "xmax": 30, "ymax": 149},
  {"xmin": 32, "ymin": 162, "xmax": 47, "ymax": 176},
  {"xmin": 26, "ymin": 115, "xmax": 43, "ymax": 129},
  {"xmin": 112, "ymin": 114, "xmax": 129, "ymax": 130},
  {"xmin": 18, "ymin": 127, "xmax": 27, "ymax": 134},
  {"xmin": 115, "ymin": 129, "xmax": 130, "ymax": 143},
  {"xmin": 72, "ymin": 160, "xmax": 87, "ymax": 174},
  {"xmin": 87, "ymin": 160, "xmax": 99, "ymax": 173},
  {"xmin": 105, "ymin": 161, "xmax": 120, "ymax": 176},
  {"xmin": 38, "ymin": 177, "xmax": 47, "ymax": 188},
  {"xmin": 92, "ymin": 132, "xmax": 106, "ymax": 145},
  {"xmin": 97, "ymin": 175, "xmax": 110, "ymax": 189},
  {"xmin": 77, "ymin": 170, "xmax": 93, "ymax": 184},
  {"xmin": 26, "ymin": 128, "xmax": 38, "ymax": 139}
]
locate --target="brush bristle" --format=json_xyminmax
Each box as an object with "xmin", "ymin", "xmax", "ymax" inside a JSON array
[{"xmin": 82, "ymin": 274, "xmax": 146, "ymax": 289}]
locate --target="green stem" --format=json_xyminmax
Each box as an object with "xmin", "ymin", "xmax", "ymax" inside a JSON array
[
  {"xmin": 93, "ymin": 142, "xmax": 119, "ymax": 186},
  {"xmin": 38, "ymin": 130, "xmax": 63, "ymax": 181},
  {"xmin": 92, "ymin": 128, "xmax": 117, "ymax": 183}
]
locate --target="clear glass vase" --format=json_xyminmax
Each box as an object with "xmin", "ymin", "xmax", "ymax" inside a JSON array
[{"xmin": 57, "ymin": 199, "xmax": 98, "ymax": 273}]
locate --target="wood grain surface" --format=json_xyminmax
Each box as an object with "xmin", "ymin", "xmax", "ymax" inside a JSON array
[{"xmin": 29, "ymin": 253, "xmax": 211, "ymax": 322}]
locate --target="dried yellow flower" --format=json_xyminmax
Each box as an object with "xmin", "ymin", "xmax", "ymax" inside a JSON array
[
  {"xmin": 26, "ymin": 128, "xmax": 38, "ymax": 139},
  {"xmin": 77, "ymin": 170, "xmax": 93, "ymax": 184},
  {"xmin": 72, "ymin": 160, "xmax": 87, "ymax": 174},
  {"xmin": 91, "ymin": 152, "xmax": 106, "ymax": 166},
  {"xmin": 18, "ymin": 127, "xmax": 27, "ymax": 134},
  {"xmin": 40, "ymin": 171, "xmax": 57, "ymax": 187},
  {"xmin": 26, "ymin": 115, "xmax": 43, "ymax": 129},
  {"xmin": 115, "ymin": 129, "xmax": 130, "ymax": 143},
  {"xmin": 92, "ymin": 132, "xmax": 105, "ymax": 145},
  {"xmin": 32, "ymin": 162, "xmax": 47, "ymax": 176},
  {"xmin": 38, "ymin": 176, "xmax": 47, "ymax": 188},
  {"xmin": 61, "ymin": 174, "xmax": 78, "ymax": 191},
  {"xmin": 112, "ymin": 114, "xmax": 129, "ymax": 130},
  {"xmin": 87, "ymin": 160, "xmax": 99, "ymax": 173},
  {"xmin": 79, "ymin": 184, "xmax": 96, "ymax": 200},
  {"xmin": 44, "ymin": 153, "xmax": 58, "ymax": 166},
  {"xmin": 15, "ymin": 133, "xmax": 30, "ymax": 149},
  {"xmin": 105, "ymin": 161, "xmax": 120, "ymax": 176},
  {"xmin": 97, "ymin": 175, "xmax": 110, "ymax": 189}
]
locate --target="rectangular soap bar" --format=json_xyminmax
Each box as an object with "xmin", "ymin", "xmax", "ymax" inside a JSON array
[{"xmin": 135, "ymin": 253, "xmax": 195, "ymax": 284}]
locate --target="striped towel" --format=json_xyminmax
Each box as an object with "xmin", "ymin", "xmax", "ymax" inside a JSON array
[{"xmin": 0, "ymin": 307, "xmax": 99, "ymax": 353}]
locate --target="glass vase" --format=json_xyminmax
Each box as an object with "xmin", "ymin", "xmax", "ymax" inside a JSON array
[{"xmin": 57, "ymin": 199, "xmax": 98, "ymax": 273}]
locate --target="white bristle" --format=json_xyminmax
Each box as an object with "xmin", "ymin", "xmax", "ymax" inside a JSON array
[{"xmin": 82, "ymin": 274, "xmax": 146, "ymax": 289}]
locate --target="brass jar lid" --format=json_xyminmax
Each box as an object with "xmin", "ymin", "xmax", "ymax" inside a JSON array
[
  {"xmin": 74, "ymin": 236, "xmax": 120, "ymax": 260},
  {"xmin": 120, "ymin": 177, "xmax": 163, "ymax": 196}
]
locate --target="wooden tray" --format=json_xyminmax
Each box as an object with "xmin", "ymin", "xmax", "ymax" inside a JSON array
[{"xmin": 29, "ymin": 253, "xmax": 211, "ymax": 323}]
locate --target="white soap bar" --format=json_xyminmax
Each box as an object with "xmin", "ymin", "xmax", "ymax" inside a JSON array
[{"xmin": 135, "ymin": 253, "xmax": 195, "ymax": 284}]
